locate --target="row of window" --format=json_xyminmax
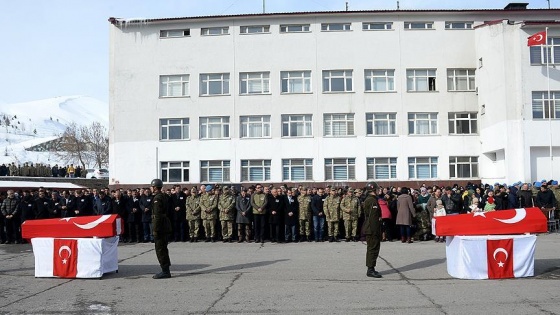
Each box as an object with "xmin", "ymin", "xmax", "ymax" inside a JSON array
[
  {"xmin": 159, "ymin": 21, "xmax": 474, "ymax": 38},
  {"xmin": 160, "ymin": 112, "xmax": 479, "ymax": 140},
  {"xmin": 160, "ymin": 156, "xmax": 479, "ymax": 183},
  {"xmin": 159, "ymin": 68, "xmax": 476, "ymax": 97}
]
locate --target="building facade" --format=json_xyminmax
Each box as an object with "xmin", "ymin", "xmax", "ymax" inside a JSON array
[{"xmin": 108, "ymin": 4, "xmax": 560, "ymax": 188}]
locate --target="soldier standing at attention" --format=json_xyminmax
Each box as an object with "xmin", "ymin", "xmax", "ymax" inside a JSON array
[
  {"xmin": 324, "ymin": 189, "xmax": 341, "ymax": 242},
  {"xmin": 218, "ymin": 186, "xmax": 236, "ymax": 243},
  {"xmin": 363, "ymin": 181, "xmax": 382, "ymax": 278},
  {"xmin": 186, "ymin": 187, "xmax": 201, "ymax": 242},
  {"xmin": 297, "ymin": 188, "xmax": 312, "ymax": 242},
  {"xmin": 251, "ymin": 184, "xmax": 268, "ymax": 244},
  {"xmin": 341, "ymin": 188, "xmax": 360, "ymax": 242},
  {"xmin": 150, "ymin": 179, "xmax": 172, "ymax": 279},
  {"xmin": 200, "ymin": 185, "xmax": 218, "ymax": 242}
]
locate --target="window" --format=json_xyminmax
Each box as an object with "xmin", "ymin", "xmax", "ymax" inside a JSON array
[
  {"xmin": 530, "ymin": 37, "xmax": 560, "ymax": 65},
  {"xmin": 321, "ymin": 23, "xmax": 351, "ymax": 31},
  {"xmin": 241, "ymin": 160, "xmax": 271, "ymax": 182},
  {"xmin": 447, "ymin": 69, "xmax": 475, "ymax": 91},
  {"xmin": 365, "ymin": 69, "xmax": 395, "ymax": 92},
  {"xmin": 240, "ymin": 115, "xmax": 271, "ymax": 138},
  {"xmin": 240, "ymin": 72, "xmax": 270, "ymax": 94},
  {"xmin": 408, "ymin": 113, "xmax": 438, "ymax": 135},
  {"xmin": 445, "ymin": 22, "xmax": 473, "ymax": 29},
  {"xmin": 407, "ymin": 69, "xmax": 436, "ymax": 91},
  {"xmin": 200, "ymin": 117, "xmax": 229, "ymax": 139},
  {"xmin": 159, "ymin": 75, "xmax": 189, "ymax": 97},
  {"xmin": 532, "ymin": 91, "xmax": 560, "ymax": 119},
  {"xmin": 280, "ymin": 24, "xmax": 310, "ymax": 33},
  {"xmin": 200, "ymin": 73, "xmax": 229, "ymax": 96},
  {"xmin": 201, "ymin": 27, "xmax": 229, "ymax": 36},
  {"xmin": 323, "ymin": 70, "xmax": 353, "ymax": 92},
  {"xmin": 408, "ymin": 157, "xmax": 438, "ymax": 179},
  {"xmin": 281, "ymin": 71, "xmax": 311, "ymax": 93},
  {"xmin": 240, "ymin": 25, "xmax": 270, "ymax": 34},
  {"xmin": 404, "ymin": 22, "xmax": 434, "ymax": 30},
  {"xmin": 160, "ymin": 29, "xmax": 190, "ymax": 38},
  {"xmin": 449, "ymin": 156, "xmax": 479, "ymax": 178},
  {"xmin": 362, "ymin": 22, "xmax": 392, "ymax": 30},
  {"xmin": 366, "ymin": 113, "xmax": 396, "ymax": 135},
  {"xmin": 200, "ymin": 160, "xmax": 230, "ymax": 182},
  {"xmin": 282, "ymin": 114, "xmax": 312, "ymax": 137},
  {"xmin": 448, "ymin": 112, "xmax": 478, "ymax": 134},
  {"xmin": 282, "ymin": 159, "xmax": 313, "ymax": 181},
  {"xmin": 161, "ymin": 162, "xmax": 189, "ymax": 183},
  {"xmin": 324, "ymin": 113, "xmax": 354, "ymax": 137},
  {"xmin": 325, "ymin": 158, "xmax": 355, "ymax": 180},
  {"xmin": 160, "ymin": 118, "xmax": 189, "ymax": 140},
  {"xmin": 367, "ymin": 158, "xmax": 397, "ymax": 179}
]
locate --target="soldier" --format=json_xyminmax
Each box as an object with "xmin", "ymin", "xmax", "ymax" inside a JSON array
[
  {"xmin": 218, "ymin": 186, "xmax": 236, "ymax": 243},
  {"xmin": 341, "ymin": 188, "xmax": 360, "ymax": 242},
  {"xmin": 363, "ymin": 182, "xmax": 382, "ymax": 278},
  {"xmin": 150, "ymin": 179, "xmax": 172, "ymax": 279},
  {"xmin": 236, "ymin": 188, "xmax": 252, "ymax": 242},
  {"xmin": 297, "ymin": 188, "xmax": 312, "ymax": 242},
  {"xmin": 200, "ymin": 185, "xmax": 218, "ymax": 242},
  {"xmin": 251, "ymin": 184, "xmax": 268, "ymax": 244},
  {"xmin": 324, "ymin": 189, "xmax": 341, "ymax": 242},
  {"xmin": 551, "ymin": 181, "xmax": 560, "ymax": 219},
  {"xmin": 186, "ymin": 187, "xmax": 201, "ymax": 242}
]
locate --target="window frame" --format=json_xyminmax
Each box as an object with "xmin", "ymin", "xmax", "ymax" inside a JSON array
[
  {"xmin": 407, "ymin": 69, "xmax": 437, "ymax": 92},
  {"xmin": 200, "ymin": 160, "xmax": 230, "ymax": 183},
  {"xmin": 530, "ymin": 37, "xmax": 560, "ymax": 65},
  {"xmin": 239, "ymin": 72, "xmax": 270, "ymax": 95},
  {"xmin": 323, "ymin": 113, "xmax": 355, "ymax": 137},
  {"xmin": 408, "ymin": 113, "xmax": 438, "ymax": 135},
  {"xmin": 240, "ymin": 159, "xmax": 271, "ymax": 182},
  {"xmin": 281, "ymin": 114, "xmax": 313, "ymax": 138},
  {"xmin": 366, "ymin": 113, "xmax": 397, "ymax": 136},
  {"xmin": 159, "ymin": 74, "xmax": 189, "ymax": 98},
  {"xmin": 408, "ymin": 157, "xmax": 438, "ymax": 179},
  {"xmin": 240, "ymin": 115, "xmax": 271, "ymax": 139},
  {"xmin": 159, "ymin": 118, "xmax": 189, "ymax": 141},
  {"xmin": 160, "ymin": 161, "xmax": 190, "ymax": 183},
  {"xmin": 321, "ymin": 23, "xmax": 352, "ymax": 32},
  {"xmin": 404, "ymin": 22, "xmax": 434, "ymax": 30},
  {"xmin": 362, "ymin": 22, "xmax": 392, "ymax": 30},
  {"xmin": 280, "ymin": 24, "xmax": 311, "ymax": 33},
  {"xmin": 199, "ymin": 73, "xmax": 230, "ymax": 96},
  {"xmin": 448, "ymin": 112, "xmax": 478, "ymax": 135},
  {"xmin": 324, "ymin": 158, "xmax": 356, "ymax": 181},
  {"xmin": 444, "ymin": 21, "xmax": 473, "ymax": 30},
  {"xmin": 532, "ymin": 91, "xmax": 560, "ymax": 119},
  {"xmin": 160, "ymin": 29, "xmax": 190, "ymax": 38},
  {"xmin": 199, "ymin": 116, "xmax": 230, "ymax": 139},
  {"xmin": 323, "ymin": 70, "xmax": 353, "ymax": 93},
  {"xmin": 449, "ymin": 156, "xmax": 479, "ymax": 179},
  {"xmin": 367, "ymin": 157, "xmax": 397, "ymax": 180},
  {"xmin": 201, "ymin": 26, "xmax": 229, "ymax": 36},
  {"xmin": 365, "ymin": 69, "xmax": 395, "ymax": 92},
  {"xmin": 447, "ymin": 69, "xmax": 476, "ymax": 91},
  {"xmin": 281, "ymin": 71, "xmax": 312, "ymax": 94},
  {"xmin": 240, "ymin": 25, "xmax": 270, "ymax": 34},
  {"xmin": 282, "ymin": 159, "xmax": 313, "ymax": 181}
]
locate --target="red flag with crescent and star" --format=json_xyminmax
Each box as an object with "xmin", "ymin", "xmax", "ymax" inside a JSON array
[
  {"xmin": 527, "ymin": 31, "xmax": 546, "ymax": 46},
  {"xmin": 53, "ymin": 239, "xmax": 78, "ymax": 278},
  {"xmin": 487, "ymin": 239, "xmax": 514, "ymax": 279}
]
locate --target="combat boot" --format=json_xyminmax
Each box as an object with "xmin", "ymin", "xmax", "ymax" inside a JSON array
[
  {"xmin": 366, "ymin": 267, "xmax": 382, "ymax": 278},
  {"xmin": 153, "ymin": 265, "xmax": 171, "ymax": 279}
]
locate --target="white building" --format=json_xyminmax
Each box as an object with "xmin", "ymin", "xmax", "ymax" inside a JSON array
[{"xmin": 108, "ymin": 3, "xmax": 560, "ymax": 188}]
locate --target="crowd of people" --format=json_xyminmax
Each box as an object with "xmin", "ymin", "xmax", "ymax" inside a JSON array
[
  {"xmin": 0, "ymin": 180, "xmax": 558, "ymax": 245},
  {"xmin": 0, "ymin": 162, "xmax": 83, "ymax": 178}
]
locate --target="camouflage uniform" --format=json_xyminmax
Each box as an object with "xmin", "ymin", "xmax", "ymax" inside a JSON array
[
  {"xmin": 218, "ymin": 187, "xmax": 236, "ymax": 241},
  {"xmin": 186, "ymin": 189, "xmax": 201, "ymax": 241},
  {"xmin": 297, "ymin": 193, "xmax": 312, "ymax": 239},
  {"xmin": 552, "ymin": 185, "xmax": 560, "ymax": 219},
  {"xmin": 200, "ymin": 191, "xmax": 218, "ymax": 240},
  {"xmin": 324, "ymin": 192, "xmax": 341, "ymax": 241},
  {"xmin": 340, "ymin": 189, "xmax": 360, "ymax": 240}
]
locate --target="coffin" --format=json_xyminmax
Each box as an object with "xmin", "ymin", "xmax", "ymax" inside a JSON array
[{"xmin": 22, "ymin": 214, "xmax": 124, "ymax": 239}]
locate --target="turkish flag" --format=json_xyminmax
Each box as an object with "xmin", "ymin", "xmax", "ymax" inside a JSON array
[
  {"xmin": 487, "ymin": 239, "xmax": 514, "ymax": 279},
  {"xmin": 527, "ymin": 31, "xmax": 546, "ymax": 46},
  {"xmin": 53, "ymin": 239, "xmax": 78, "ymax": 278}
]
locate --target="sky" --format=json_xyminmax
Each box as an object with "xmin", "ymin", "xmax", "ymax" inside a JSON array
[{"xmin": 0, "ymin": 0, "xmax": 554, "ymax": 105}]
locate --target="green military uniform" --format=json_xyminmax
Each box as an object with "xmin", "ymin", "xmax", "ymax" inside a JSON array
[
  {"xmin": 218, "ymin": 187, "xmax": 236, "ymax": 242},
  {"xmin": 552, "ymin": 186, "xmax": 560, "ymax": 219},
  {"xmin": 363, "ymin": 188, "xmax": 382, "ymax": 277},
  {"xmin": 340, "ymin": 189, "xmax": 360, "ymax": 241},
  {"xmin": 186, "ymin": 190, "xmax": 201, "ymax": 241},
  {"xmin": 152, "ymin": 190, "xmax": 171, "ymax": 271},
  {"xmin": 200, "ymin": 191, "xmax": 218, "ymax": 240},
  {"xmin": 297, "ymin": 194, "xmax": 312, "ymax": 239},
  {"xmin": 324, "ymin": 193, "xmax": 341, "ymax": 241},
  {"xmin": 251, "ymin": 191, "xmax": 268, "ymax": 243}
]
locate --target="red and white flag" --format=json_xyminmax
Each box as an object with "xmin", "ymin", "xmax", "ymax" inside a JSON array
[
  {"xmin": 527, "ymin": 31, "xmax": 546, "ymax": 46},
  {"xmin": 53, "ymin": 239, "xmax": 78, "ymax": 278},
  {"xmin": 486, "ymin": 238, "xmax": 514, "ymax": 279}
]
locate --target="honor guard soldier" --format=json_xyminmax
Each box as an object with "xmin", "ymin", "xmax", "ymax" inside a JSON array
[
  {"xmin": 363, "ymin": 182, "xmax": 382, "ymax": 278},
  {"xmin": 151, "ymin": 179, "xmax": 172, "ymax": 279}
]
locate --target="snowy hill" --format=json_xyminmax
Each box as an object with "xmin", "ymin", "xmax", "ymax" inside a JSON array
[{"xmin": 0, "ymin": 96, "xmax": 108, "ymax": 166}]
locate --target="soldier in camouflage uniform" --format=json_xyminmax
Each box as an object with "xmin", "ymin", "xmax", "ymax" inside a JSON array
[
  {"xmin": 200, "ymin": 185, "xmax": 218, "ymax": 242},
  {"xmin": 552, "ymin": 181, "xmax": 560, "ymax": 219},
  {"xmin": 186, "ymin": 187, "xmax": 201, "ymax": 242},
  {"xmin": 340, "ymin": 188, "xmax": 361, "ymax": 242},
  {"xmin": 324, "ymin": 189, "xmax": 341, "ymax": 242},
  {"xmin": 297, "ymin": 188, "xmax": 312, "ymax": 242},
  {"xmin": 251, "ymin": 184, "xmax": 268, "ymax": 243},
  {"xmin": 218, "ymin": 186, "xmax": 236, "ymax": 242}
]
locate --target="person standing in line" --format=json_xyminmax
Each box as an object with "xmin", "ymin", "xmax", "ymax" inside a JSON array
[
  {"xmin": 324, "ymin": 189, "xmax": 341, "ymax": 242},
  {"xmin": 251, "ymin": 184, "xmax": 268, "ymax": 244},
  {"xmin": 218, "ymin": 186, "xmax": 236, "ymax": 243},
  {"xmin": 363, "ymin": 182, "xmax": 382, "ymax": 278},
  {"xmin": 140, "ymin": 188, "xmax": 154, "ymax": 243},
  {"xmin": 236, "ymin": 188, "xmax": 252, "ymax": 243},
  {"xmin": 186, "ymin": 187, "xmax": 201, "ymax": 242},
  {"xmin": 284, "ymin": 188, "xmax": 299, "ymax": 243},
  {"xmin": 311, "ymin": 188, "xmax": 326, "ymax": 242},
  {"xmin": 340, "ymin": 188, "xmax": 360, "ymax": 242},
  {"xmin": 200, "ymin": 185, "xmax": 218, "ymax": 242},
  {"xmin": 267, "ymin": 187, "xmax": 285, "ymax": 243},
  {"xmin": 150, "ymin": 179, "xmax": 172, "ymax": 279},
  {"xmin": 297, "ymin": 187, "xmax": 312, "ymax": 242},
  {"xmin": 396, "ymin": 187, "xmax": 416, "ymax": 244}
]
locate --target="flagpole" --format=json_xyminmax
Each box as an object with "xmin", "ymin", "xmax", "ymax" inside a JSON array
[{"xmin": 545, "ymin": 27, "xmax": 553, "ymax": 178}]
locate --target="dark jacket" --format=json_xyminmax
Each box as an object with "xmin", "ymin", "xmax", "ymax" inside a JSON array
[
  {"xmin": 311, "ymin": 193, "xmax": 326, "ymax": 216},
  {"xmin": 48, "ymin": 197, "xmax": 61, "ymax": 218},
  {"xmin": 1, "ymin": 196, "xmax": 20, "ymax": 217},
  {"xmin": 94, "ymin": 195, "xmax": 113, "ymax": 215},
  {"xmin": 60, "ymin": 196, "xmax": 76, "ymax": 218},
  {"xmin": 33, "ymin": 197, "xmax": 50, "ymax": 219},
  {"xmin": 127, "ymin": 195, "xmax": 142, "ymax": 223},
  {"xmin": 140, "ymin": 193, "xmax": 153, "ymax": 223},
  {"xmin": 267, "ymin": 194, "xmax": 285, "ymax": 225},
  {"xmin": 518, "ymin": 190, "xmax": 534, "ymax": 208},
  {"xmin": 236, "ymin": 194, "xmax": 252, "ymax": 224},
  {"xmin": 536, "ymin": 189, "xmax": 557, "ymax": 208},
  {"xmin": 362, "ymin": 195, "xmax": 381, "ymax": 236},
  {"xmin": 171, "ymin": 192, "xmax": 187, "ymax": 222},
  {"xmin": 495, "ymin": 191, "xmax": 509, "ymax": 210},
  {"xmin": 20, "ymin": 195, "xmax": 35, "ymax": 221},
  {"xmin": 508, "ymin": 187, "xmax": 519, "ymax": 209},
  {"xmin": 112, "ymin": 194, "xmax": 127, "ymax": 217},
  {"xmin": 284, "ymin": 195, "xmax": 299, "ymax": 226},
  {"xmin": 75, "ymin": 194, "xmax": 93, "ymax": 216}
]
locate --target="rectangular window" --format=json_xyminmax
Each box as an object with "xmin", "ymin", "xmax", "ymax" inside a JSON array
[
  {"xmin": 367, "ymin": 158, "xmax": 397, "ymax": 179},
  {"xmin": 241, "ymin": 160, "xmax": 271, "ymax": 182},
  {"xmin": 447, "ymin": 69, "xmax": 476, "ymax": 91},
  {"xmin": 160, "ymin": 118, "xmax": 189, "ymax": 140},
  {"xmin": 200, "ymin": 116, "xmax": 230, "ymax": 139},
  {"xmin": 407, "ymin": 69, "xmax": 436, "ymax": 91},
  {"xmin": 321, "ymin": 23, "xmax": 351, "ymax": 31},
  {"xmin": 281, "ymin": 71, "xmax": 311, "ymax": 93},
  {"xmin": 160, "ymin": 29, "xmax": 190, "ymax": 38},
  {"xmin": 445, "ymin": 22, "xmax": 473, "ymax": 29},
  {"xmin": 240, "ymin": 25, "xmax": 270, "ymax": 34},
  {"xmin": 161, "ymin": 162, "xmax": 189, "ymax": 183},
  {"xmin": 240, "ymin": 72, "xmax": 270, "ymax": 94},
  {"xmin": 240, "ymin": 115, "xmax": 271, "ymax": 138},
  {"xmin": 362, "ymin": 22, "xmax": 392, "ymax": 30},
  {"xmin": 201, "ymin": 26, "xmax": 229, "ymax": 36},
  {"xmin": 325, "ymin": 158, "xmax": 355, "ymax": 180},
  {"xmin": 159, "ymin": 75, "xmax": 189, "ymax": 97},
  {"xmin": 281, "ymin": 114, "xmax": 312, "ymax": 137},
  {"xmin": 282, "ymin": 159, "xmax": 313, "ymax": 181},
  {"xmin": 408, "ymin": 157, "xmax": 438, "ymax": 179},
  {"xmin": 404, "ymin": 22, "xmax": 434, "ymax": 30},
  {"xmin": 200, "ymin": 160, "xmax": 230, "ymax": 182},
  {"xmin": 449, "ymin": 156, "xmax": 479, "ymax": 178},
  {"xmin": 365, "ymin": 69, "xmax": 395, "ymax": 92},
  {"xmin": 366, "ymin": 113, "xmax": 396, "ymax": 135},
  {"xmin": 532, "ymin": 91, "xmax": 560, "ymax": 119},
  {"xmin": 280, "ymin": 24, "xmax": 310, "ymax": 33},
  {"xmin": 448, "ymin": 112, "xmax": 478, "ymax": 134},
  {"xmin": 200, "ymin": 73, "xmax": 230, "ymax": 96},
  {"xmin": 323, "ymin": 70, "xmax": 353, "ymax": 92},
  {"xmin": 324, "ymin": 113, "xmax": 354, "ymax": 137},
  {"xmin": 530, "ymin": 37, "xmax": 560, "ymax": 65},
  {"xmin": 408, "ymin": 113, "xmax": 438, "ymax": 135}
]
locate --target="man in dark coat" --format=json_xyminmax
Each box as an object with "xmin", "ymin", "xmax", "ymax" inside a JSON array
[
  {"xmin": 363, "ymin": 182, "xmax": 382, "ymax": 278},
  {"xmin": 59, "ymin": 190, "xmax": 76, "ymax": 218},
  {"xmin": 311, "ymin": 188, "xmax": 326, "ymax": 242},
  {"xmin": 284, "ymin": 189, "xmax": 299, "ymax": 242},
  {"xmin": 140, "ymin": 188, "xmax": 154, "ymax": 242},
  {"xmin": 236, "ymin": 188, "xmax": 252, "ymax": 242},
  {"xmin": 126, "ymin": 190, "xmax": 143, "ymax": 243},
  {"xmin": 170, "ymin": 186, "xmax": 187, "ymax": 242},
  {"xmin": 267, "ymin": 187, "xmax": 285, "ymax": 243},
  {"xmin": 74, "ymin": 190, "xmax": 93, "ymax": 216},
  {"xmin": 33, "ymin": 191, "xmax": 50, "ymax": 219},
  {"xmin": 94, "ymin": 190, "xmax": 112, "ymax": 215},
  {"xmin": 1, "ymin": 190, "xmax": 21, "ymax": 243}
]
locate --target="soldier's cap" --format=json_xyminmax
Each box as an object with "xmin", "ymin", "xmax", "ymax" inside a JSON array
[
  {"xmin": 541, "ymin": 179, "xmax": 547, "ymax": 183},
  {"xmin": 552, "ymin": 180, "xmax": 558, "ymax": 185},
  {"xmin": 205, "ymin": 185, "xmax": 213, "ymax": 192},
  {"xmin": 222, "ymin": 186, "xmax": 229, "ymax": 192},
  {"xmin": 347, "ymin": 187, "xmax": 355, "ymax": 192},
  {"xmin": 534, "ymin": 181, "xmax": 542, "ymax": 188},
  {"xmin": 354, "ymin": 189, "xmax": 362, "ymax": 194}
]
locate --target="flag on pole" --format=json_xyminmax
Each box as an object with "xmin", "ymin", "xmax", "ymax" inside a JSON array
[{"xmin": 527, "ymin": 31, "xmax": 546, "ymax": 46}]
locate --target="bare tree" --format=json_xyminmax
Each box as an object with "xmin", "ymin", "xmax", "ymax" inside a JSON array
[
  {"xmin": 56, "ymin": 122, "xmax": 93, "ymax": 169},
  {"xmin": 81, "ymin": 122, "xmax": 109, "ymax": 168}
]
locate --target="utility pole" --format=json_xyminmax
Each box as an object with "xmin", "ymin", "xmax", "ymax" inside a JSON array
[
  {"xmin": 397, "ymin": 1, "xmax": 400, "ymax": 10},
  {"xmin": 345, "ymin": 2, "xmax": 349, "ymax": 11},
  {"xmin": 263, "ymin": 0, "xmax": 266, "ymax": 13}
]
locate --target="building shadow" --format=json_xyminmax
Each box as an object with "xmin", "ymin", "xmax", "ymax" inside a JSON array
[{"xmin": 382, "ymin": 258, "xmax": 447, "ymax": 276}]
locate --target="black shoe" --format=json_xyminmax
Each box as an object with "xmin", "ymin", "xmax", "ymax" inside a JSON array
[
  {"xmin": 152, "ymin": 271, "xmax": 171, "ymax": 279},
  {"xmin": 223, "ymin": 239, "xmax": 228, "ymax": 243},
  {"xmin": 307, "ymin": 238, "xmax": 312, "ymax": 242},
  {"xmin": 211, "ymin": 238, "xmax": 216, "ymax": 243},
  {"xmin": 190, "ymin": 238, "xmax": 195, "ymax": 243},
  {"xmin": 328, "ymin": 237, "xmax": 333, "ymax": 243},
  {"xmin": 366, "ymin": 268, "xmax": 382, "ymax": 278},
  {"xmin": 334, "ymin": 238, "xmax": 340, "ymax": 242},
  {"xmin": 205, "ymin": 238, "xmax": 211, "ymax": 242}
]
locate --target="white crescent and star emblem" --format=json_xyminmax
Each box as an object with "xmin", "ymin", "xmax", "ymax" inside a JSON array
[
  {"xmin": 58, "ymin": 245, "xmax": 72, "ymax": 264},
  {"xmin": 73, "ymin": 215, "xmax": 111, "ymax": 230},
  {"xmin": 493, "ymin": 208, "xmax": 526, "ymax": 224},
  {"xmin": 493, "ymin": 247, "xmax": 509, "ymax": 268},
  {"xmin": 473, "ymin": 212, "xmax": 486, "ymax": 218},
  {"xmin": 534, "ymin": 34, "xmax": 543, "ymax": 41},
  {"xmin": 60, "ymin": 217, "xmax": 74, "ymax": 222}
]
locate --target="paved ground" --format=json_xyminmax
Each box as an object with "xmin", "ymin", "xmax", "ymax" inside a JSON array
[{"xmin": 1, "ymin": 233, "xmax": 560, "ymax": 315}]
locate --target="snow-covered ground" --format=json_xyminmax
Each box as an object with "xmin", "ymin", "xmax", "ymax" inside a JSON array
[{"xmin": 0, "ymin": 96, "xmax": 108, "ymax": 167}]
